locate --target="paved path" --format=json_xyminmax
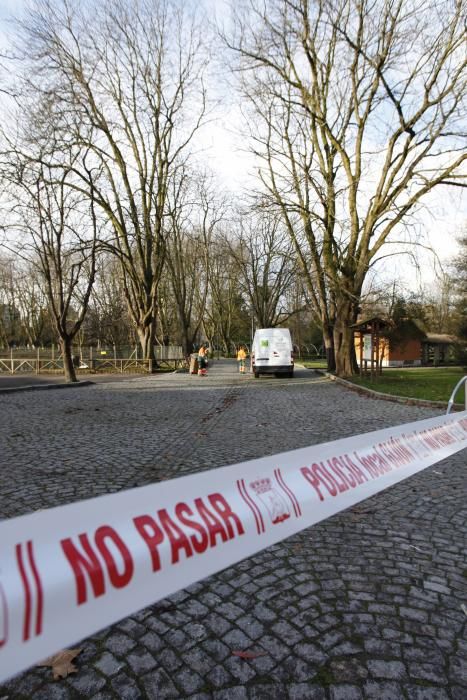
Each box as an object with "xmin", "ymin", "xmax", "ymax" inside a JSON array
[{"xmin": 0, "ymin": 360, "xmax": 465, "ymax": 699}]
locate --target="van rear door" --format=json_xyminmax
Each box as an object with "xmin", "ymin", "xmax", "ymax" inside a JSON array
[{"xmin": 270, "ymin": 332, "xmax": 290, "ymax": 366}]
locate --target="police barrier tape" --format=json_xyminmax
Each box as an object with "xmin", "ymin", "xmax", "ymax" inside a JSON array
[{"xmin": 1, "ymin": 410, "xmax": 467, "ymax": 682}]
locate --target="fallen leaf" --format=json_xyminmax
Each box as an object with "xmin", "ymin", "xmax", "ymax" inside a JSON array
[
  {"xmin": 37, "ymin": 649, "xmax": 82, "ymax": 679},
  {"xmin": 232, "ymin": 650, "xmax": 268, "ymax": 659}
]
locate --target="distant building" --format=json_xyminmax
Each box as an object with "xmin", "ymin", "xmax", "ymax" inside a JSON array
[{"xmin": 353, "ymin": 317, "xmax": 460, "ymax": 368}]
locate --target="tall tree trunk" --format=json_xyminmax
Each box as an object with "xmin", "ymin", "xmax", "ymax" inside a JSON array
[
  {"xmin": 180, "ymin": 329, "xmax": 194, "ymax": 358},
  {"xmin": 333, "ymin": 298, "xmax": 358, "ymax": 377},
  {"xmin": 61, "ymin": 337, "xmax": 77, "ymax": 383},
  {"xmin": 322, "ymin": 325, "xmax": 335, "ymax": 372},
  {"xmin": 137, "ymin": 323, "xmax": 156, "ymax": 366}
]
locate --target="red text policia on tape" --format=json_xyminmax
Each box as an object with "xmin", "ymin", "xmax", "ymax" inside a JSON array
[{"xmin": 300, "ymin": 421, "xmax": 467, "ymax": 503}]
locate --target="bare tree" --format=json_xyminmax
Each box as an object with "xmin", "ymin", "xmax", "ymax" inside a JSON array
[
  {"xmin": 13, "ymin": 263, "xmax": 51, "ymax": 346},
  {"xmin": 204, "ymin": 235, "xmax": 249, "ymax": 354},
  {"xmin": 227, "ymin": 209, "xmax": 302, "ymax": 328},
  {"xmin": 2, "ymin": 161, "xmax": 98, "ymax": 382},
  {"xmin": 164, "ymin": 169, "xmax": 225, "ymax": 356},
  {"xmin": 12, "ymin": 0, "xmax": 209, "ymax": 363},
  {"xmin": 226, "ymin": 0, "xmax": 467, "ymax": 375},
  {"xmin": 86, "ymin": 253, "xmax": 134, "ymax": 348},
  {"xmin": 0, "ymin": 255, "xmax": 22, "ymax": 346}
]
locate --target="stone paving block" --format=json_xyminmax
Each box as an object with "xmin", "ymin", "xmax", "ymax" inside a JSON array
[
  {"xmin": 314, "ymin": 614, "xmax": 341, "ymax": 631},
  {"xmin": 405, "ymin": 686, "xmax": 450, "ymax": 700},
  {"xmin": 175, "ymin": 666, "xmax": 205, "ymax": 694},
  {"xmin": 184, "ymin": 622, "xmax": 209, "ymax": 641},
  {"xmin": 126, "ymin": 647, "xmax": 158, "ymax": 675},
  {"xmin": 140, "ymin": 668, "xmax": 179, "ymax": 698},
  {"xmin": 399, "ymin": 606, "xmax": 429, "ymax": 623},
  {"xmin": 94, "ymin": 651, "xmax": 125, "ymax": 677},
  {"xmin": 222, "ymin": 628, "xmax": 253, "ymax": 649},
  {"xmin": 164, "ymin": 627, "xmax": 197, "ymax": 652},
  {"xmin": 234, "ymin": 615, "xmax": 264, "ymax": 640},
  {"xmin": 328, "ymin": 640, "xmax": 362, "ymax": 656},
  {"xmin": 183, "ymin": 646, "xmax": 217, "ymax": 675},
  {"xmin": 382, "ymin": 628, "xmax": 413, "ymax": 643},
  {"xmin": 182, "ymin": 599, "xmax": 210, "ymax": 619},
  {"xmin": 408, "ymin": 662, "xmax": 448, "ymax": 684},
  {"xmin": 368, "ymin": 659, "xmax": 407, "ymax": 680},
  {"xmin": 252, "ymin": 602, "xmax": 277, "ymax": 623},
  {"xmin": 140, "ymin": 630, "xmax": 165, "ymax": 653},
  {"xmin": 289, "ymin": 682, "xmax": 326, "ymax": 699},
  {"xmin": 293, "ymin": 641, "xmax": 327, "ymax": 665},
  {"xmin": 364, "ymin": 638, "xmax": 401, "ymax": 656},
  {"xmin": 424, "ymin": 581, "xmax": 451, "ymax": 595},
  {"xmin": 403, "ymin": 646, "xmax": 444, "ymax": 664},
  {"xmin": 223, "ymin": 656, "xmax": 258, "ymax": 683},
  {"xmin": 448, "ymin": 656, "xmax": 467, "ymax": 685},
  {"xmin": 66, "ymin": 669, "xmax": 107, "ymax": 695},
  {"xmin": 363, "ymin": 680, "xmax": 404, "ymax": 699},
  {"xmin": 1, "ymin": 672, "xmax": 43, "ymax": 697},
  {"xmin": 270, "ymin": 619, "xmax": 302, "ymax": 645},
  {"xmin": 212, "ymin": 687, "xmax": 248, "ymax": 700},
  {"xmin": 317, "ymin": 629, "xmax": 345, "ymax": 650},
  {"xmin": 117, "ymin": 618, "xmax": 147, "ymax": 638},
  {"xmin": 157, "ymin": 648, "xmax": 184, "ymax": 673},
  {"xmin": 103, "ymin": 632, "xmax": 137, "ymax": 656},
  {"xmin": 144, "ymin": 616, "xmax": 170, "ymax": 635},
  {"xmin": 206, "ymin": 664, "xmax": 234, "ymax": 688},
  {"xmin": 329, "ymin": 684, "xmax": 363, "ymax": 699},
  {"xmin": 201, "ymin": 639, "xmax": 231, "ymax": 663},
  {"xmin": 330, "ymin": 657, "xmax": 368, "ymax": 682},
  {"xmin": 295, "ymin": 581, "xmax": 320, "ymax": 596},
  {"xmin": 203, "ymin": 612, "xmax": 233, "ymax": 635},
  {"xmin": 33, "ymin": 684, "xmax": 73, "ymax": 700}
]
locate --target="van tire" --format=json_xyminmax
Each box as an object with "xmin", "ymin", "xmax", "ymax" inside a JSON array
[{"xmin": 254, "ymin": 371, "xmax": 260, "ymax": 378}]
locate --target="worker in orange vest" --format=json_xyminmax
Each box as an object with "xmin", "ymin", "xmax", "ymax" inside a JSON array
[
  {"xmin": 198, "ymin": 344, "xmax": 208, "ymax": 375},
  {"xmin": 237, "ymin": 346, "xmax": 247, "ymax": 373}
]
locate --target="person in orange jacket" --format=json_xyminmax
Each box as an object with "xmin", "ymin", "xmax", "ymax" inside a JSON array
[
  {"xmin": 198, "ymin": 344, "xmax": 208, "ymax": 375},
  {"xmin": 237, "ymin": 346, "xmax": 247, "ymax": 373}
]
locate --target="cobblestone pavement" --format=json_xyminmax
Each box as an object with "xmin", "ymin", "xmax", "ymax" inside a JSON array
[{"xmin": 1, "ymin": 360, "xmax": 466, "ymax": 699}]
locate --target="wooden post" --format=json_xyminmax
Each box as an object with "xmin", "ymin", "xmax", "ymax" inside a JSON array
[
  {"xmin": 36, "ymin": 347, "xmax": 40, "ymax": 374},
  {"xmin": 10, "ymin": 347, "xmax": 13, "ymax": 374}
]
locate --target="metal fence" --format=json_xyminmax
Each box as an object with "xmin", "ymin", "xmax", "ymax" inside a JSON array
[{"xmin": 0, "ymin": 345, "xmax": 185, "ymax": 374}]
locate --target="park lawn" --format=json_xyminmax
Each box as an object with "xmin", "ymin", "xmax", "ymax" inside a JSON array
[
  {"xmin": 349, "ymin": 367, "xmax": 466, "ymax": 404},
  {"xmin": 300, "ymin": 359, "xmax": 328, "ymax": 369}
]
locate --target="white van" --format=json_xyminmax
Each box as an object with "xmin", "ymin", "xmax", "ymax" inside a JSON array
[{"xmin": 251, "ymin": 328, "xmax": 294, "ymax": 378}]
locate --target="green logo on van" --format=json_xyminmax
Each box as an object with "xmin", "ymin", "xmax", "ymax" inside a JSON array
[{"xmin": 260, "ymin": 339, "xmax": 269, "ymax": 348}]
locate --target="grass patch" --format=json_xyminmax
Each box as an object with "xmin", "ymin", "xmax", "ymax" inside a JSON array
[
  {"xmin": 300, "ymin": 359, "xmax": 328, "ymax": 369},
  {"xmin": 349, "ymin": 366, "xmax": 466, "ymax": 403}
]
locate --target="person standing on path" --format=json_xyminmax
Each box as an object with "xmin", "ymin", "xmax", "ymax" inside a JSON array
[
  {"xmin": 237, "ymin": 346, "xmax": 247, "ymax": 373},
  {"xmin": 198, "ymin": 344, "xmax": 208, "ymax": 376}
]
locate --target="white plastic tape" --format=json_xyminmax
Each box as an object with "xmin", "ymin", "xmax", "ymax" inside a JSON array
[{"xmin": 1, "ymin": 410, "xmax": 467, "ymax": 682}]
